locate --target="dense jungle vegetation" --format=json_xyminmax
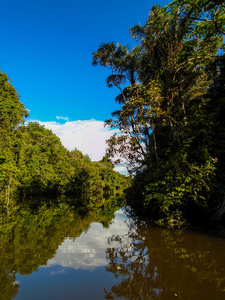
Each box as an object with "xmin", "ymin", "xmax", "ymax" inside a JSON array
[
  {"xmin": 93, "ymin": 0, "xmax": 225, "ymax": 226},
  {"xmin": 0, "ymin": 71, "xmax": 129, "ymax": 216},
  {"xmin": 1, "ymin": 0, "xmax": 225, "ymax": 228}
]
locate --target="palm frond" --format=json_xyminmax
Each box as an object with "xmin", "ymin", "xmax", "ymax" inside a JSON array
[
  {"xmin": 106, "ymin": 74, "xmax": 127, "ymax": 88},
  {"xmin": 111, "ymin": 109, "xmax": 122, "ymax": 117}
]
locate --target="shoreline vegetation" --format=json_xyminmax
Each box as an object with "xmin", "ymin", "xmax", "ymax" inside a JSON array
[
  {"xmin": 1, "ymin": 0, "xmax": 225, "ymax": 228},
  {"xmin": 0, "ymin": 71, "xmax": 130, "ymax": 217},
  {"xmin": 92, "ymin": 0, "xmax": 225, "ymax": 228}
]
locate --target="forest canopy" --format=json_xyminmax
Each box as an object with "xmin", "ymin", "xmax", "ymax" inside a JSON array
[
  {"xmin": 1, "ymin": 0, "xmax": 225, "ymax": 228},
  {"xmin": 0, "ymin": 72, "xmax": 129, "ymax": 215},
  {"xmin": 92, "ymin": 0, "xmax": 225, "ymax": 226}
]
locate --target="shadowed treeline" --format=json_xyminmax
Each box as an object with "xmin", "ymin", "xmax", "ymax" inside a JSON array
[{"xmin": 93, "ymin": 0, "xmax": 225, "ymax": 226}]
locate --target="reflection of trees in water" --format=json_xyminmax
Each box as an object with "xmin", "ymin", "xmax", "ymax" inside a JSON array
[
  {"xmin": 0, "ymin": 201, "xmax": 120, "ymax": 300},
  {"xmin": 0, "ymin": 271, "xmax": 19, "ymax": 300},
  {"xmin": 105, "ymin": 209, "xmax": 225, "ymax": 299}
]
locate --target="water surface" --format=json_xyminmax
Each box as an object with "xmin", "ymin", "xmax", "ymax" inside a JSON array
[{"xmin": 1, "ymin": 207, "xmax": 225, "ymax": 299}]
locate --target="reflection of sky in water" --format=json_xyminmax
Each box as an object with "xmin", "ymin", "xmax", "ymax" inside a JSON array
[
  {"xmin": 13, "ymin": 208, "xmax": 225, "ymax": 300},
  {"xmin": 45, "ymin": 208, "xmax": 131, "ymax": 271},
  {"xmin": 14, "ymin": 208, "xmax": 131, "ymax": 300}
]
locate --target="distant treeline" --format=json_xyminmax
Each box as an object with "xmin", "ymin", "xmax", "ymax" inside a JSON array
[
  {"xmin": 93, "ymin": 0, "xmax": 225, "ymax": 226},
  {"xmin": 0, "ymin": 72, "xmax": 129, "ymax": 214}
]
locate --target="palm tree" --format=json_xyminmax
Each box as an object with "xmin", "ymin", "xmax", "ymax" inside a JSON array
[{"xmin": 93, "ymin": 42, "xmax": 141, "ymax": 102}]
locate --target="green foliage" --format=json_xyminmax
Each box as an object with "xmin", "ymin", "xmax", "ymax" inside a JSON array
[
  {"xmin": 17, "ymin": 122, "xmax": 74, "ymax": 195},
  {"xmin": 144, "ymin": 156, "xmax": 217, "ymax": 226},
  {"xmin": 15, "ymin": 121, "xmax": 129, "ymax": 204},
  {"xmin": 93, "ymin": 1, "xmax": 225, "ymax": 226},
  {"xmin": 0, "ymin": 73, "xmax": 28, "ymax": 213},
  {"xmin": 0, "ymin": 71, "xmax": 130, "ymax": 212}
]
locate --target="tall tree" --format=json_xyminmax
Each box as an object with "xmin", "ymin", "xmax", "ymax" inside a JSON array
[
  {"xmin": 0, "ymin": 73, "xmax": 28, "ymax": 212},
  {"xmin": 93, "ymin": 1, "xmax": 225, "ymax": 224}
]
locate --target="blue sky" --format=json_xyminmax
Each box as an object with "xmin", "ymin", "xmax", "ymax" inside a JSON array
[{"xmin": 1, "ymin": 0, "xmax": 169, "ymax": 171}]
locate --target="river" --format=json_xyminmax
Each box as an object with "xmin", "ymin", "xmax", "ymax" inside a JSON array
[{"xmin": 1, "ymin": 205, "xmax": 225, "ymax": 299}]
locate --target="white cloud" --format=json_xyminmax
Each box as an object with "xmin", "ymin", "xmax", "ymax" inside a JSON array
[
  {"xmin": 113, "ymin": 165, "xmax": 128, "ymax": 176},
  {"xmin": 45, "ymin": 209, "xmax": 133, "ymax": 271},
  {"xmin": 56, "ymin": 116, "xmax": 69, "ymax": 121},
  {"xmin": 29, "ymin": 119, "xmax": 118, "ymax": 162},
  {"xmin": 28, "ymin": 118, "xmax": 128, "ymax": 174}
]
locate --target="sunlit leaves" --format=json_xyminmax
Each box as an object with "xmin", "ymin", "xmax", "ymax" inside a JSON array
[{"xmin": 93, "ymin": 1, "xmax": 225, "ymax": 225}]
